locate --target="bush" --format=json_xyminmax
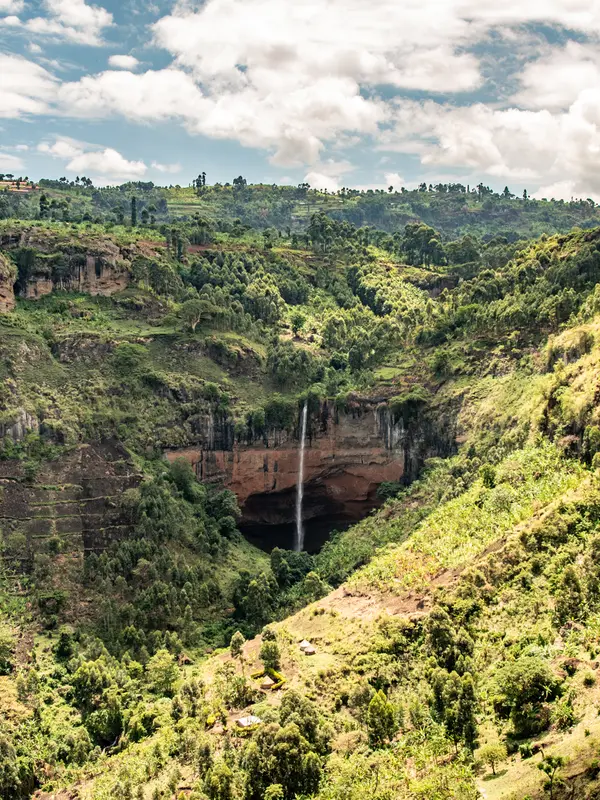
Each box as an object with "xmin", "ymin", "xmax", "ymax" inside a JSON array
[
  {"xmin": 479, "ymin": 741, "xmax": 507, "ymax": 775},
  {"xmin": 496, "ymin": 656, "xmax": 560, "ymax": 737}
]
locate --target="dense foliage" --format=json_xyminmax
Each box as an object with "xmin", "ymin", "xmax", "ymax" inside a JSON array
[{"xmin": 3, "ymin": 178, "xmax": 600, "ymax": 799}]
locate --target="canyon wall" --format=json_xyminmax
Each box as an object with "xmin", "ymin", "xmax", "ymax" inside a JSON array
[
  {"xmin": 167, "ymin": 399, "xmax": 455, "ymax": 544},
  {"xmin": 0, "ymin": 442, "xmax": 141, "ymax": 569}
]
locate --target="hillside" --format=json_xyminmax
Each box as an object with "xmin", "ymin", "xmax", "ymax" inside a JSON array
[
  {"xmin": 4, "ymin": 178, "xmax": 600, "ymax": 240},
  {"xmin": 2, "ymin": 193, "xmax": 600, "ymax": 800}
]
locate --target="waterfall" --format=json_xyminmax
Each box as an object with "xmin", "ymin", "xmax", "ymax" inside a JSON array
[{"xmin": 295, "ymin": 401, "xmax": 308, "ymax": 552}]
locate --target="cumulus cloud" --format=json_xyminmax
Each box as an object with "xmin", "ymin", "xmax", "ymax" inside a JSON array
[
  {"xmin": 9, "ymin": 0, "xmax": 600, "ymax": 197},
  {"xmin": 54, "ymin": 68, "xmax": 384, "ymax": 166},
  {"xmin": 108, "ymin": 54, "xmax": 139, "ymax": 70},
  {"xmin": 0, "ymin": 152, "xmax": 25, "ymax": 171},
  {"xmin": 68, "ymin": 148, "xmax": 146, "ymax": 179},
  {"xmin": 38, "ymin": 135, "xmax": 147, "ymax": 180},
  {"xmin": 380, "ymin": 93, "xmax": 600, "ymax": 199},
  {"xmin": 304, "ymin": 159, "xmax": 354, "ymax": 191},
  {"xmin": 57, "ymin": 68, "xmax": 205, "ymax": 120},
  {"xmin": 18, "ymin": 0, "xmax": 113, "ymax": 45},
  {"xmin": 0, "ymin": 55, "xmax": 57, "ymax": 118},
  {"xmin": 514, "ymin": 42, "xmax": 600, "ymax": 111}
]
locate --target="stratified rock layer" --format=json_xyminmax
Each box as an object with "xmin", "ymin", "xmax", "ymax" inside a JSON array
[
  {"xmin": 0, "ymin": 252, "xmax": 16, "ymax": 312},
  {"xmin": 0, "ymin": 442, "xmax": 141, "ymax": 568},
  {"xmin": 166, "ymin": 400, "xmax": 444, "ymax": 542}
]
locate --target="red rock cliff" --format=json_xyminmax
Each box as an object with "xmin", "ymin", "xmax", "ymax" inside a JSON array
[{"xmin": 167, "ymin": 404, "xmax": 405, "ymax": 529}]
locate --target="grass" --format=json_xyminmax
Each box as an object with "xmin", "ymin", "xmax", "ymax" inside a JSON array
[{"xmin": 349, "ymin": 443, "xmax": 584, "ymax": 595}]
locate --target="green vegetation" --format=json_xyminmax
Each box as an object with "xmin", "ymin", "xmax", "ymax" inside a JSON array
[{"xmin": 4, "ymin": 177, "xmax": 600, "ymax": 799}]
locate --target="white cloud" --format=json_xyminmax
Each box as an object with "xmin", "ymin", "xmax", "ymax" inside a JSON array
[
  {"xmin": 151, "ymin": 161, "xmax": 181, "ymax": 173},
  {"xmin": 0, "ymin": 14, "xmax": 21, "ymax": 25},
  {"xmin": 108, "ymin": 54, "xmax": 139, "ymax": 70},
  {"xmin": 304, "ymin": 159, "xmax": 354, "ymax": 191},
  {"xmin": 68, "ymin": 148, "xmax": 146, "ymax": 179},
  {"xmin": 0, "ymin": 152, "xmax": 25, "ymax": 171},
  {"xmin": 0, "ymin": 0, "xmax": 24, "ymax": 11},
  {"xmin": 38, "ymin": 135, "xmax": 88, "ymax": 159},
  {"xmin": 21, "ymin": 0, "xmax": 113, "ymax": 45},
  {"xmin": 0, "ymin": 54, "xmax": 57, "ymax": 118},
  {"xmin": 514, "ymin": 42, "xmax": 600, "ymax": 111},
  {"xmin": 305, "ymin": 172, "xmax": 339, "ymax": 192},
  {"xmin": 384, "ymin": 172, "xmax": 404, "ymax": 189},
  {"xmin": 14, "ymin": 144, "xmax": 29, "ymax": 151},
  {"xmin": 142, "ymin": 0, "xmax": 600, "ymax": 168},
  {"xmin": 38, "ymin": 135, "xmax": 147, "ymax": 181},
  {"xmin": 7, "ymin": 0, "xmax": 600, "ymax": 198},
  {"xmin": 57, "ymin": 68, "xmax": 205, "ymax": 120},
  {"xmin": 380, "ymin": 94, "xmax": 600, "ymax": 200},
  {"xmin": 55, "ymin": 68, "xmax": 385, "ymax": 166}
]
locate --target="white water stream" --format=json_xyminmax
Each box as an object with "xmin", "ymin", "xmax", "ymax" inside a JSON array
[{"xmin": 295, "ymin": 402, "xmax": 308, "ymax": 552}]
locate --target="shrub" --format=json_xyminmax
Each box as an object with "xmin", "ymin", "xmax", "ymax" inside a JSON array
[
  {"xmin": 479, "ymin": 741, "xmax": 507, "ymax": 775},
  {"xmin": 496, "ymin": 656, "xmax": 560, "ymax": 737}
]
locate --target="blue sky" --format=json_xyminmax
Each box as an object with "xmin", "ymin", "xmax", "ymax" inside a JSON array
[{"xmin": 2, "ymin": 0, "xmax": 600, "ymax": 198}]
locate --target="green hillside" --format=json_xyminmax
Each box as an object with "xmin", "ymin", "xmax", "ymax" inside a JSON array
[{"xmin": 2, "ymin": 186, "xmax": 600, "ymax": 800}]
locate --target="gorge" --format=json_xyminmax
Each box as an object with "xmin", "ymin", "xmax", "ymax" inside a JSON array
[{"xmin": 166, "ymin": 396, "xmax": 452, "ymax": 552}]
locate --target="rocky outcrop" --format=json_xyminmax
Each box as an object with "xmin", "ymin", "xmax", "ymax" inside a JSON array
[
  {"xmin": 0, "ymin": 252, "xmax": 16, "ymax": 312},
  {"xmin": 0, "ymin": 226, "xmax": 174, "ymax": 305},
  {"xmin": 0, "ymin": 442, "xmax": 141, "ymax": 568},
  {"xmin": 0, "ymin": 407, "xmax": 39, "ymax": 442},
  {"xmin": 166, "ymin": 399, "xmax": 455, "ymax": 548}
]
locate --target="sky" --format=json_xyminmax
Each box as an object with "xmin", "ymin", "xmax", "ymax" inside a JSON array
[{"xmin": 1, "ymin": 0, "xmax": 600, "ymax": 198}]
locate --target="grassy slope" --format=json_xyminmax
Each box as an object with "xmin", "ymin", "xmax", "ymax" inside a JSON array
[
  {"xmin": 16, "ymin": 310, "xmax": 600, "ymax": 800},
  {"xmin": 4, "ymin": 222, "xmax": 600, "ymax": 798}
]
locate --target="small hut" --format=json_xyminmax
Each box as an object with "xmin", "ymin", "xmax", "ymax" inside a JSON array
[
  {"xmin": 261, "ymin": 675, "xmax": 276, "ymax": 690},
  {"xmin": 303, "ymin": 645, "xmax": 317, "ymax": 656},
  {"xmin": 299, "ymin": 639, "xmax": 312, "ymax": 651},
  {"xmin": 236, "ymin": 715, "xmax": 262, "ymax": 729}
]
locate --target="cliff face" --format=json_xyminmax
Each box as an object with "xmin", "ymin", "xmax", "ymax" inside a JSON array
[
  {"xmin": 0, "ymin": 442, "xmax": 141, "ymax": 569},
  {"xmin": 0, "ymin": 227, "xmax": 174, "ymax": 308},
  {"xmin": 1, "ymin": 228, "xmax": 131, "ymax": 301},
  {"xmin": 167, "ymin": 400, "xmax": 455, "ymax": 548},
  {"xmin": 0, "ymin": 252, "xmax": 16, "ymax": 312}
]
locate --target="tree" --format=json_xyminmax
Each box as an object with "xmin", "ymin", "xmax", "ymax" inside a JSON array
[
  {"xmin": 496, "ymin": 656, "xmax": 559, "ymax": 737},
  {"xmin": 458, "ymin": 673, "xmax": 478, "ymax": 751},
  {"xmin": 555, "ymin": 565, "xmax": 586, "ymax": 624},
  {"xmin": 290, "ymin": 310, "xmax": 306, "ymax": 336},
  {"xmin": 0, "ymin": 629, "xmax": 14, "ymax": 675},
  {"xmin": 480, "ymin": 742, "xmax": 507, "ymax": 775},
  {"xmin": 367, "ymin": 690, "xmax": 397, "ymax": 748},
  {"xmin": 538, "ymin": 755, "xmax": 565, "ymax": 800},
  {"xmin": 39, "ymin": 193, "xmax": 50, "ymax": 219},
  {"xmin": 205, "ymin": 760, "xmax": 234, "ymax": 800},
  {"xmin": 230, "ymin": 631, "xmax": 246, "ymax": 674},
  {"xmin": 0, "ymin": 735, "xmax": 19, "ymax": 798},
  {"xmin": 264, "ymin": 786, "xmax": 284, "ymax": 800},
  {"xmin": 146, "ymin": 649, "xmax": 178, "ymax": 696},
  {"xmin": 131, "ymin": 197, "xmax": 137, "ymax": 227},
  {"xmin": 179, "ymin": 298, "xmax": 215, "ymax": 333},
  {"xmin": 260, "ymin": 640, "xmax": 281, "ymax": 672}
]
